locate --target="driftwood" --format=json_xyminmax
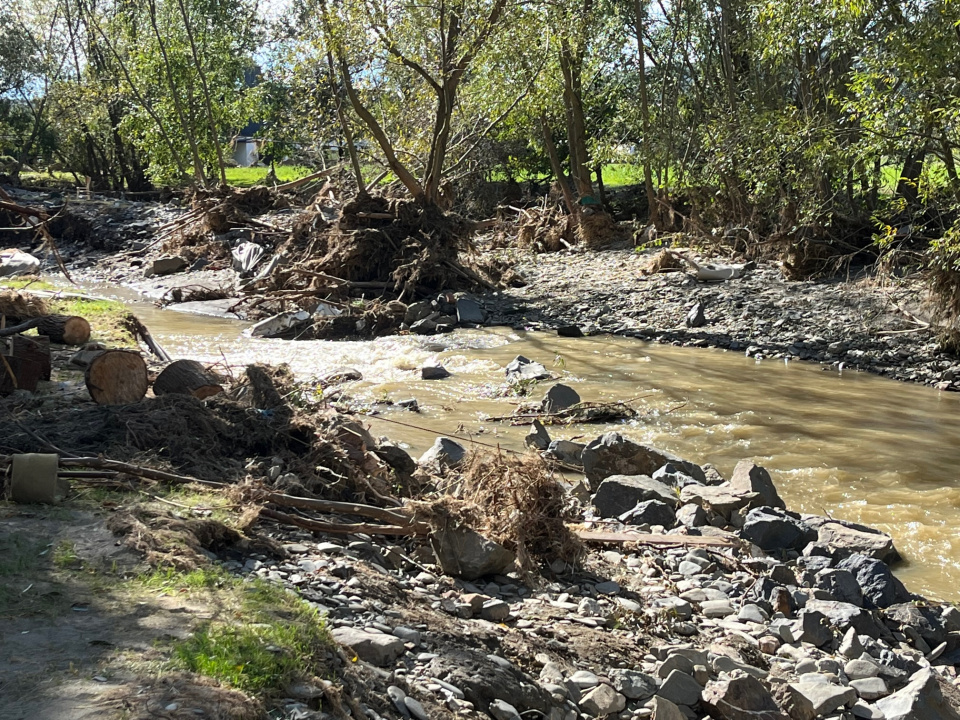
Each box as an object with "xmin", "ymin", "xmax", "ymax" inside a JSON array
[
  {"xmin": 0, "ymin": 314, "xmax": 90, "ymax": 344},
  {"xmin": 153, "ymin": 359, "xmax": 223, "ymax": 399},
  {"xmin": 577, "ymin": 530, "xmax": 739, "ymax": 549},
  {"xmin": 259, "ymin": 507, "xmax": 425, "ymax": 537}
]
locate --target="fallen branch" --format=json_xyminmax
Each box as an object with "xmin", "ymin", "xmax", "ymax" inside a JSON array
[
  {"xmin": 274, "ymin": 164, "xmax": 344, "ymax": 192},
  {"xmin": 577, "ymin": 530, "xmax": 739, "ymax": 549},
  {"xmin": 259, "ymin": 506, "xmax": 426, "ymax": 537}
]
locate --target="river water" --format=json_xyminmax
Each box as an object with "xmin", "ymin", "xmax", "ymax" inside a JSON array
[{"xmin": 88, "ymin": 287, "xmax": 960, "ymax": 602}]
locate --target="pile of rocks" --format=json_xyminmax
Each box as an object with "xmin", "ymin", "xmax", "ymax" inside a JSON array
[{"xmin": 222, "ymin": 428, "xmax": 960, "ymax": 720}]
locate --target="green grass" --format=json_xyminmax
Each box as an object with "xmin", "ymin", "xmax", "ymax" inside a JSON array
[
  {"xmin": 224, "ymin": 164, "xmax": 315, "ymax": 187},
  {"xmin": 169, "ymin": 574, "xmax": 334, "ymax": 694}
]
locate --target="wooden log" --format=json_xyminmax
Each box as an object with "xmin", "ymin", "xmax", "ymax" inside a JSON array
[
  {"xmin": 84, "ymin": 350, "xmax": 148, "ymax": 405},
  {"xmin": 35, "ymin": 315, "xmax": 91, "ymax": 345},
  {"xmin": 8, "ymin": 335, "xmax": 51, "ymax": 380},
  {"xmin": 153, "ymin": 359, "xmax": 223, "ymax": 399},
  {"xmin": 0, "ymin": 334, "xmax": 51, "ymax": 394}
]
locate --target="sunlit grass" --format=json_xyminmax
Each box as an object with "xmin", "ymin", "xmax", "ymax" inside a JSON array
[{"xmin": 224, "ymin": 164, "xmax": 315, "ymax": 187}]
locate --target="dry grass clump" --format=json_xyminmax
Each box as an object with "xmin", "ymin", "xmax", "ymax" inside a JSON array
[
  {"xmin": 644, "ymin": 249, "xmax": 685, "ymax": 274},
  {"xmin": 0, "ymin": 289, "xmax": 48, "ymax": 319},
  {"xmin": 444, "ymin": 451, "xmax": 584, "ymax": 571}
]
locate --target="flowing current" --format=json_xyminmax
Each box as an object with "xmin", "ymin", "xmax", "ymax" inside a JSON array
[{"xmin": 86, "ymin": 288, "xmax": 960, "ymax": 602}]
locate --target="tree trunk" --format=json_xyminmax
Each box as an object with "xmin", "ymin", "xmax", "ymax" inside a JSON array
[
  {"xmin": 634, "ymin": 0, "xmax": 660, "ymax": 228},
  {"xmin": 559, "ymin": 41, "xmax": 593, "ymax": 199},
  {"xmin": 153, "ymin": 359, "xmax": 223, "ymax": 399},
  {"xmin": 36, "ymin": 315, "xmax": 91, "ymax": 345},
  {"xmin": 897, "ymin": 147, "xmax": 927, "ymax": 205},
  {"xmin": 85, "ymin": 350, "xmax": 148, "ymax": 405},
  {"xmin": 540, "ymin": 116, "xmax": 577, "ymax": 216}
]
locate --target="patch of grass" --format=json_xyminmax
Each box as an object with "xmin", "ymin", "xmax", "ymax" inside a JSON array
[
  {"xmin": 225, "ymin": 164, "xmax": 314, "ymax": 188},
  {"xmin": 46, "ymin": 296, "xmax": 137, "ymax": 347},
  {"xmin": 0, "ymin": 277, "xmax": 56, "ymax": 292},
  {"xmin": 137, "ymin": 565, "xmax": 232, "ymax": 593},
  {"xmin": 52, "ymin": 540, "xmax": 80, "ymax": 569},
  {"xmin": 170, "ymin": 574, "xmax": 333, "ymax": 694}
]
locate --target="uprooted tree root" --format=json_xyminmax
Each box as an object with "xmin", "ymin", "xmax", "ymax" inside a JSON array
[{"xmin": 416, "ymin": 452, "xmax": 584, "ymax": 572}]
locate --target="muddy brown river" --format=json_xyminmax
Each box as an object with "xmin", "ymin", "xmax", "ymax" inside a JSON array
[{"xmin": 88, "ymin": 287, "xmax": 960, "ymax": 602}]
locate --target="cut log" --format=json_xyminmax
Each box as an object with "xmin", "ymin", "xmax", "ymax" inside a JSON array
[
  {"xmin": 35, "ymin": 315, "xmax": 91, "ymax": 345},
  {"xmin": 153, "ymin": 359, "xmax": 223, "ymax": 399},
  {"xmin": 8, "ymin": 334, "xmax": 50, "ymax": 380},
  {"xmin": 84, "ymin": 350, "xmax": 148, "ymax": 405}
]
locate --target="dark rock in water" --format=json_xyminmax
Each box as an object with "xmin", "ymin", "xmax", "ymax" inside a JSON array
[
  {"xmin": 592, "ymin": 475, "xmax": 679, "ymax": 517},
  {"xmin": 701, "ymin": 675, "xmax": 787, "ymax": 720},
  {"xmin": 505, "ymin": 355, "xmax": 550, "ymax": 383},
  {"xmin": 545, "ymin": 439, "xmax": 585, "ymax": 465},
  {"xmin": 685, "ymin": 302, "xmax": 706, "ymax": 328},
  {"xmin": 373, "ymin": 441, "xmax": 417, "ymax": 475},
  {"xmin": 581, "ymin": 432, "xmax": 705, "ymax": 486},
  {"xmin": 557, "ymin": 325, "xmax": 584, "ymax": 338},
  {"xmin": 396, "ymin": 398, "xmax": 420, "ymax": 412},
  {"xmin": 740, "ymin": 506, "xmax": 817, "ymax": 551},
  {"xmin": 320, "ymin": 367, "xmax": 363, "ymax": 385},
  {"xmin": 421, "ymin": 366, "xmax": 451, "ymax": 380},
  {"xmin": 619, "ymin": 499, "xmax": 676, "ymax": 527},
  {"xmin": 405, "ymin": 300, "xmax": 435, "ymax": 325},
  {"xmin": 456, "ymin": 297, "xmax": 485, "ymax": 324},
  {"xmin": 813, "ymin": 568, "xmax": 864, "ymax": 607},
  {"xmin": 431, "ymin": 525, "xmax": 515, "ymax": 580},
  {"xmin": 876, "ymin": 668, "xmax": 960, "ymax": 720},
  {"xmin": 411, "ymin": 316, "xmax": 439, "ymax": 335},
  {"xmin": 838, "ymin": 553, "xmax": 911, "ymax": 609},
  {"xmin": 524, "ymin": 419, "xmax": 551, "ymax": 450},
  {"xmin": 730, "ymin": 461, "xmax": 785, "ymax": 509},
  {"xmin": 418, "ymin": 436, "xmax": 467, "ymax": 471},
  {"xmin": 542, "ymin": 383, "xmax": 580, "ymax": 412}
]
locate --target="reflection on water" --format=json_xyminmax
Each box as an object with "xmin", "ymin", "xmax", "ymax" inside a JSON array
[{"xmin": 86, "ymin": 286, "xmax": 960, "ymax": 601}]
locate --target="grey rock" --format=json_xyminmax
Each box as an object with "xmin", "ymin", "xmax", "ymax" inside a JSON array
[
  {"xmin": 778, "ymin": 682, "xmax": 857, "ymax": 719},
  {"xmin": 730, "ymin": 461, "xmax": 786, "ymax": 509},
  {"xmin": 850, "ymin": 700, "xmax": 886, "ymax": 718},
  {"xmin": 404, "ymin": 696, "xmax": 429, "ymax": 720},
  {"xmin": 740, "ymin": 506, "xmax": 816, "ymax": 551},
  {"xmin": 701, "ymin": 599, "xmax": 736, "ymax": 618},
  {"xmin": 610, "ymin": 670, "xmax": 657, "ymax": 700},
  {"xmin": 701, "ymin": 675, "xmax": 788, "ymax": 720},
  {"xmin": 389, "ymin": 685, "xmax": 412, "ymax": 717},
  {"xmin": 850, "ymin": 678, "xmax": 888, "ymax": 701},
  {"xmin": 620, "ymin": 499, "xmax": 677, "ymax": 527},
  {"xmin": 814, "ymin": 568, "xmax": 864, "ymax": 607},
  {"xmin": 144, "ymin": 255, "xmax": 187, "ymax": 277},
  {"xmin": 421, "ymin": 366, "xmax": 451, "ymax": 380},
  {"xmin": 546, "ymin": 439, "xmax": 585, "ymax": 465},
  {"xmin": 505, "ymin": 355, "xmax": 550, "ymax": 382},
  {"xmin": 431, "ymin": 525, "xmax": 515, "ymax": 580},
  {"xmin": 404, "ymin": 300, "xmax": 434, "ymax": 325},
  {"xmin": 374, "ymin": 442, "xmax": 417, "ymax": 475},
  {"xmin": 418, "ymin": 436, "xmax": 467, "ymax": 471},
  {"xmin": 571, "ymin": 670, "xmax": 601, "ymax": 689},
  {"xmin": 592, "ymin": 475, "xmax": 679, "ymax": 517},
  {"xmin": 480, "ymin": 599, "xmax": 511, "ymax": 622},
  {"xmin": 816, "ymin": 521, "xmax": 900, "ymax": 564},
  {"xmin": 679, "ymin": 484, "xmax": 754, "ymax": 519},
  {"xmin": 875, "ymin": 668, "xmax": 960, "ymax": 720},
  {"xmin": 685, "ymin": 302, "xmax": 706, "ymax": 328},
  {"xmin": 524, "ymin": 420, "xmax": 551, "ymax": 450},
  {"xmin": 557, "ymin": 325, "xmax": 584, "ymax": 337},
  {"xmin": 650, "ymin": 697, "xmax": 686, "ymax": 720},
  {"xmin": 581, "ymin": 432, "xmax": 705, "ymax": 486},
  {"xmin": 796, "ymin": 609, "xmax": 834, "ymax": 648},
  {"xmin": 331, "ymin": 627, "xmax": 405, "ymax": 666},
  {"xmin": 804, "ymin": 599, "xmax": 886, "ymax": 638},
  {"xmin": 676, "ymin": 503, "xmax": 708, "ymax": 528},
  {"xmin": 595, "ymin": 581, "xmax": 621, "ymax": 595},
  {"xmin": 845, "ymin": 658, "xmax": 882, "ymax": 680},
  {"xmin": 489, "ymin": 699, "xmax": 521, "ymax": 720},
  {"xmin": 837, "ymin": 554, "xmax": 910, "ymax": 609},
  {"xmin": 579, "ymin": 684, "xmax": 626, "ymax": 716},
  {"xmin": 840, "ymin": 628, "xmax": 867, "ymax": 659},
  {"xmin": 542, "ymin": 383, "xmax": 581, "ymax": 412},
  {"xmin": 737, "ymin": 604, "xmax": 768, "ymax": 624},
  {"xmin": 456, "ymin": 297, "xmax": 486, "ymax": 324},
  {"xmin": 656, "ymin": 654, "xmax": 695, "ymax": 679},
  {"xmin": 652, "ymin": 596, "xmax": 693, "ymax": 621},
  {"xmin": 653, "ymin": 463, "xmax": 701, "ymax": 489},
  {"xmin": 392, "ymin": 626, "xmax": 422, "ymax": 646},
  {"xmin": 658, "ymin": 669, "xmax": 703, "ymax": 706}
]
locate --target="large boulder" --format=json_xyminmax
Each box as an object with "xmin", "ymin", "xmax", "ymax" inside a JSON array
[
  {"xmin": 542, "ymin": 383, "xmax": 581, "ymax": 412},
  {"xmin": 875, "ymin": 669, "xmax": 960, "ymax": 720},
  {"xmin": 740, "ymin": 507, "xmax": 817, "ymax": 552},
  {"xmin": 581, "ymin": 432, "xmax": 704, "ymax": 487},
  {"xmin": 729, "ymin": 461, "xmax": 785, "ymax": 509},
  {"xmin": 430, "ymin": 525, "xmax": 515, "ymax": 580},
  {"xmin": 815, "ymin": 520, "xmax": 900, "ymax": 564},
  {"xmin": 592, "ymin": 475, "xmax": 679, "ymax": 517},
  {"xmin": 701, "ymin": 675, "xmax": 788, "ymax": 720},
  {"xmin": 813, "ymin": 568, "xmax": 864, "ymax": 607},
  {"xmin": 837, "ymin": 554, "xmax": 911, "ymax": 609},
  {"xmin": 775, "ymin": 683, "xmax": 857, "ymax": 720}
]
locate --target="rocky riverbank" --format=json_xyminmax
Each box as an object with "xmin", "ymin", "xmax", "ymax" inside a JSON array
[{"xmin": 219, "ymin": 428, "xmax": 960, "ymax": 720}]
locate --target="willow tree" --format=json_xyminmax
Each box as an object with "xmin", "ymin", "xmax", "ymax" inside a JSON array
[{"xmin": 318, "ymin": 0, "xmax": 527, "ymax": 206}]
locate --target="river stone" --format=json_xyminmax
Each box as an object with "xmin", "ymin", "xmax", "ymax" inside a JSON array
[
  {"xmin": 489, "ymin": 699, "xmax": 521, "ymax": 720},
  {"xmin": 656, "ymin": 653, "xmax": 695, "ymax": 679},
  {"xmin": 804, "ymin": 599, "xmax": 886, "ymax": 638},
  {"xmin": 729, "ymin": 461, "xmax": 786, "ymax": 509},
  {"xmin": 546, "ymin": 439, "xmax": 585, "ymax": 465},
  {"xmin": 331, "ymin": 627, "xmax": 405, "ymax": 666},
  {"xmin": 685, "ymin": 301, "xmax": 706, "ymax": 328},
  {"xmin": 524, "ymin": 419, "xmax": 551, "ymax": 450},
  {"xmin": 456, "ymin": 297, "xmax": 485, "ymax": 324},
  {"xmin": 592, "ymin": 475, "xmax": 678, "ymax": 517},
  {"xmin": 814, "ymin": 568, "xmax": 864, "ymax": 606},
  {"xmin": 740, "ymin": 507, "xmax": 817, "ymax": 551},
  {"xmin": 875, "ymin": 668, "xmax": 960, "ymax": 720},
  {"xmin": 884, "ymin": 602, "xmax": 946, "ymax": 647},
  {"xmin": 505, "ymin": 355, "xmax": 550, "ymax": 382},
  {"xmin": 676, "ymin": 503, "xmax": 708, "ymax": 528},
  {"xmin": 651, "ymin": 697, "xmax": 686, "ymax": 720},
  {"xmin": 581, "ymin": 432, "xmax": 705, "ymax": 486},
  {"xmin": 424, "ymin": 648, "xmax": 552, "ymax": 715},
  {"xmin": 845, "ymin": 658, "xmax": 882, "ymax": 680},
  {"xmin": 580, "ymin": 684, "xmax": 626, "ymax": 716},
  {"xmin": 837, "ymin": 554, "xmax": 910, "ymax": 609},
  {"xmin": 143, "ymin": 255, "xmax": 187, "ymax": 277},
  {"xmin": 421, "ymin": 365, "xmax": 451, "ymax": 380},
  {"xmin": 652, "ymin": 596, "xmax": 693, "ymax": 621},
  {"xmin": 658, "ymin": 669, "xmax": 702, "ymax": 706},
  {"xmin": 620, "ymin": 499, "xmax": 677, "ymax": 527},
  {"xmin": 542, "ymin": 383, "xmax": 581, "ymax": 412},
  {"xmin": 701, "ymin": 675, "xmax": 788, "ymax": 720},
  {"xmin": 795, "ymin": 609, "xmax": 833, "ymax": 648},
  {"xmin": 679, "ymin": 484, "xmax": 754, "ymax": 519},
  {"xmin": 653, "ymin": 463, "xmax": 701, "ymax": 489},
  {"xmin": 777, "ymin": 682, "xmax": 857, "ymax": 719},
  {"xmin": 374, "ymin": 442, "xmax": 417, "ymax": 475},
  {"xmin": 571, "ymin": 670, "xmax": 600, "ymax": 689},
  {"xmin": 430, "ymin": 525, "xmax": 515, "ymax": 580},
  {"xmin": 850, "ymin": 677, "xmax": 888, "ymax": 701},
  {"xmin": 418, "ymin": 436, "xmax": 467, "ymax": 471},
  {"xmin": 610, "ymin": 669, "xmax": 657, "ymax": 700},
  {"xmin": 806, "ymin": 517, "xmax": 900, "ymax": 564}
]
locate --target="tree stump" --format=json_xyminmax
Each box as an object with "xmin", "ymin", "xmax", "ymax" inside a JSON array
[
  {"xmin": 0, "ymin": 334, "xmax": 51, "ymax": 395},
  {"xmin": 35, "ymin": 315, "xmax": 91, "ymax": 345},
  {"xmin": 84, "ymin": 350, "xmax": 148, "ymax": 405},
  {"xmin": 153, "ymin": 359, "xmax": 223, "ymax": 399}
]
